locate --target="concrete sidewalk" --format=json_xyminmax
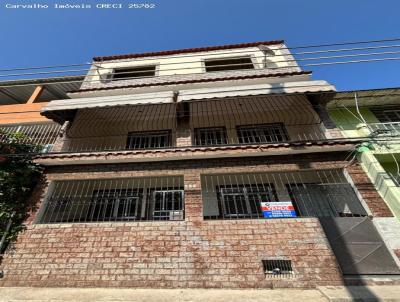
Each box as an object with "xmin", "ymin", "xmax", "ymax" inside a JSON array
[{"xmin": 0, "ymin": 286, "xmax": 399, "ymax": 302}]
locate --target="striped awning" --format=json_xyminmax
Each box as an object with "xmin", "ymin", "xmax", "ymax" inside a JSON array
[{"xmin": 178, "ymin": 80, "xmax": 336, "ymax": 102}]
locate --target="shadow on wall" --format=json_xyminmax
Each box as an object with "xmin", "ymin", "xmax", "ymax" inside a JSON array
[{"xmin": 318, "ymin": 216, "xmax": 400, "ymax": 300}]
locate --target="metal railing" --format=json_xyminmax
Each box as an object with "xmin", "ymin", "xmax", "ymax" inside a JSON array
[
  {"xmin": 56, "ymin": 96, "xmax": 329, "ymax": 153},
  {"xmin": 369, "ymin": 122, "xmax": 400, "ymax": 137},
  {"xmin": 38, "ymin": 176, "xmax": 184, "ymax": 224},
  {"xmin": 0, "ymin": 123, "xmax": 61, "ymax": 152},
  {"xmin": 201, "ymin": 169, "xmax": 368, "ymax": 220}
]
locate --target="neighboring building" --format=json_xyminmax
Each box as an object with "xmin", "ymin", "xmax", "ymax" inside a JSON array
[
  {"xmin": 328, "ymin": 88, "xmax": 400, "ymax": 259},
  {"xmin": 1, "ymin": 41, "xmax": 399, "ymax": 289},
  {"xmin": 0, "ymin": 76, "xmax": 84, "ymax": 151}
]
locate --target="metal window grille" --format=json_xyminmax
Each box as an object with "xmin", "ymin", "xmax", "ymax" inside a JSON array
[
  {"xmin": 202, "ymin": 169, "xmax": 368, "ymax": 220},
  {"xmin": 370, "ymin": 107, "xmax": 400, "ymax": 123},
  {"xmin": 388, "ymin": 171, "xmax": 400, "ymax": 187},
  {"xmin": 0, "ymin": 123, "xmax": 61, "ymax": 152},
  {"xmin": 61, "ymin": 96, "xmax": 325, "ymax": 153},
  {"xmin": 112, "ymin": 66, "xmax": 156, "ymax": 80},
  {"xmin": 205, "ymin": 57, "xmax": 254, "ymax": 72},
  {"xmin": 236, "ymin": 123, "xmax": 289, "ymax": 144},
  {"xmin": 38, "ymin": 176, "xmax": 184, "ymax": 223},
  {"xmin": 369, "ymin": 122, "xmax": 400, "ymax": 137},
  {"xmin": 262, "ymin": 260, "xmax": 293, "ymax": 277},
  {"xmin": 194, "ymin": 127, "xmax": 228, "ymax": 146},
  {"xmin": 126, "ymin": 130, "xmax": 171, "ymax": 149},
  {"xmin": 216, "ymin": 185, "xmax": 277, "ymax": 219}
]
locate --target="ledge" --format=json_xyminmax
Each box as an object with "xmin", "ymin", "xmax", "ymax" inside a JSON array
[{"xmin": 34, "ymin": 140, "xmax": 361, "ymax": 166}]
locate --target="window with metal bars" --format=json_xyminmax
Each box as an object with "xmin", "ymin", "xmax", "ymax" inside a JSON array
[
  {"xmin": 112, "ymin": 65, "xmax": 156, "ymax": 80},
  {"xmin": 150, "ymin": 189, "xmax": 184, "ymax": 220},
  {"xmin": 38, "ymin": 176, "xmax": 184, "ymax": 223},
  {"xmin": 370, "ymin": 107, "xmax": 400, "ymax": 123},
  {"xmin": 262, "ymin": 260, "xmax": 293, "ymax": 277},
  {"xmin": 126, "ymin": 130, "xmax": 171, "ymax": 149},
  {"xmin": 89, "ymin": 189, "xmax": 143, "ymax": 221},
  {"xmin": 194, "ymin": 127, "xmax": 228, "ymax": 146},
  {"xmin": 236, "ymin": 123, "xmax": 289, "ymax": 144},
  {"xmin": 0, "ymin": 123, "xmax": 60, "ymax": 152},
  {"xmin": 214, "ymin": 185, "xmax": 277, "ymax": 219},
  {"xmin": 202, "ymin": 170, "xmax": 367, "ymax": 220},
  {"xmin": 204, "ymin": 56, "xmax": 254, "ymax": 72}
]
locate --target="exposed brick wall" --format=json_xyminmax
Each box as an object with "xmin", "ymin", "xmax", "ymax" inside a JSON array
[
  {"xmin": 0, "ymin": 153, "xmax": 391, "ymax": 288},
  {"xmin": 1, "ymin": 219, "xmax": 342, "ymax": 288}
]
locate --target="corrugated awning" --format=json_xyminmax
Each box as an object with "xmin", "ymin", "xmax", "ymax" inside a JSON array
[
  {"xmin": 177, "ymin": 81, "xmax": 336, "ymax": 102},
  {"xmin": 41, "ymin": 91, "xmax": 175, "ymax": 123},
  {"xmin": 42, "ymin": 91, "xmax": 175, "ymax": 112}
]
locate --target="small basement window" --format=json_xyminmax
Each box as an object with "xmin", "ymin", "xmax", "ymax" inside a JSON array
[
  {"xmin": 112, "ymin": 65, "xmax": 156, "ymax": 80},
  {"xmin": 262, "ymin": 260, "xmax": 293, "ymax": 277},
  {"xmin": 204, "ymin": 57, "xmax": 254, "ymax": 72}
]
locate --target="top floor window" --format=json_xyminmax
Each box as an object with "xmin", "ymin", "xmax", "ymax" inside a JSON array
[
  {"xmin": 112, "ymin": 65, "xmax": 156, "ymax": 80},
  {"xmin": 370, "ymin": 107, "xmax": 400, "ymax": 123},
  {"xmin": 204, "ymin": 56, "xmax": 254, "ymax": 72}
]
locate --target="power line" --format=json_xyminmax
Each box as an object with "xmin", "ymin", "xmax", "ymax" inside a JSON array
[
  {"xmin": 3, "ymin": 48, "xmax": 400, "ymax": 79},
  {"xmin": 0, "ymin": 38, "xmax": 400, "ymax": 74}
]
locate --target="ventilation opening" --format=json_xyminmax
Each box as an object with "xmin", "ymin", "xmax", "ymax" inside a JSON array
[{"xmin": 262, "ymin": 260, "xmax": 293, "ymax": 277}]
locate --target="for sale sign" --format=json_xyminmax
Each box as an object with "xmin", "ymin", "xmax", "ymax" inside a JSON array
[{"xmin": 261, "ymin": 201, "xmax": 297, "ymax": 218}]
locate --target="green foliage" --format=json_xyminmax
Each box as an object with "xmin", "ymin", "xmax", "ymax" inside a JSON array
[{"xmin": 0, "ymin": 130, "xmax": 42, "ymax": 253}]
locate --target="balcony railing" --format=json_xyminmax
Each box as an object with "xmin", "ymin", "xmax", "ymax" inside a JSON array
[
  {"xmin": 0, "ymin": 123, "xmax": 61, "ymax": 153},
  {"xmin": 37, "ymin": 169, "xmax": 369, "ymax": 224},
  {"xmin": 201, "ymin": 169, "xmax": 368, "ymax": 220},
  {"xmin": 369, "ymin": 122, "xmax": 400, "ymax": 137},
  {"xmin": 55, "ymin": 97, "xmax": 330, "ymax": 153}
]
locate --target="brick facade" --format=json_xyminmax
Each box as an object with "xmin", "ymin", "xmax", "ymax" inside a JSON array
[{"xmin": 0, "ymin": 153, "xmax": 393, "ymax": 288}]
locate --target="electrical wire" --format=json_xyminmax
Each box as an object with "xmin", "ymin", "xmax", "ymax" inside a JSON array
[
  {"xmin": 0, "ymin": 38, "xmax": 400, "ymax": 75},
  {"xmin": 0, "ymin": 55, "xmax": 400, "ymax": 90}
]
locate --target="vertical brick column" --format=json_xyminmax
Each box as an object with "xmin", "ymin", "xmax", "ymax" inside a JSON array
[
  {"xmin": 183, "ymin": 172, "xmax": 203, "ymax": 222},
  {"xmin": 176, "ymin": 102, "xmax": 192, "ymax": 147},
  {"xmin": 346, "ymin": 164, "xmax": 394, "ymax": 217},
  {"xmin": 176, "ymin": 121, "xmax": 192, "ymax": 147},
  {"xmin": 312, "ymin": 104, "xmax": 344, "ymax": 139},
  {"xmin": 51, "ymin": 121, "xmax": 71, "ymax": 152}
]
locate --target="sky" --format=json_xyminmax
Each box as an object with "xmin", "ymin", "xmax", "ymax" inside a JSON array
[{"xmin": 0, "ymin": 0, "xmax": 399, "ymax": 91}]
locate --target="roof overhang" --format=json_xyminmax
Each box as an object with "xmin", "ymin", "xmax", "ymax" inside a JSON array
[{"xmin": 328, "ymin": 87, "xmax": 400, "ymax": 108}]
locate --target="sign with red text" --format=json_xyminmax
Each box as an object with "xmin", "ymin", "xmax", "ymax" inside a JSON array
[{"xmin": 261, "ymin": 201, "xmax": 297, "ymax": 218}]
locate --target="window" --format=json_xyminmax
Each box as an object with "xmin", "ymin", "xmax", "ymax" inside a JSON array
[
  {"xmin": 89, "ymin": 189, "xmax": 143, "ymax": 221},
  {"xmin": 216, "ymin": 185, "xmax": 277, "ymax": 219},
  {"xmin": 38, "ymin": 177, "xmax": 185, "ymax": 223},
  {"xmin": 236, "ymin": 123, "xmax": 289, "ymax": 144},
  {"xmin": 194, "ymin": 127, "xmax": 227, "ymax": 146},
  {"xmin": 126, "ymin": 130, "xmax": 171, "ymax": 149},
  {"xmin": 150, "ymin": 189, "xmax": 184, "ymax": 220},
  {"xmin": 112, "ymin": 65, "xmax": 156, "ymax": 80},
  {"xmin": 370, "ymin": 107, "xmax": 400, "ymax": 123},
  {"xmin": 204, "ymin": 57, "xmax": 254, "ymax": 72}
]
